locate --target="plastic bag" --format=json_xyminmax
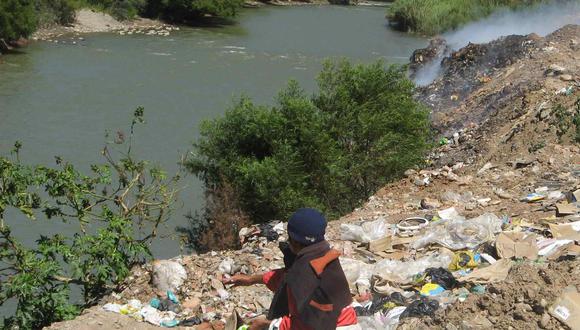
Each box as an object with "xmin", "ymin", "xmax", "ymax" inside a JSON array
[
  {"xmin": 412, "ymin": 213, "xmax": 502, "ymax": 250},
  {"xmin": 400, "ymin": 297, "xmax": 439, "ymax": 318},
  {"xmin": 373, "ymin": 253, "xmax": 452, "ymax": 284},
  {"xmin": 424, "ymin": 267, "xmax": 457, "ymax": 289},
  {"xmin": 340, "ymin": 218, "xmax": 389, "ymax": 243},
  {"xmin": 340, "ymin": 257, "xmax": 374, "ymax": 294}
]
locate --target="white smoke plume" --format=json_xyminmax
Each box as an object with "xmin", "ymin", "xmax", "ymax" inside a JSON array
[{"xmin": 414, "ymin": 0, "xmax": 580, "ymax": 86}]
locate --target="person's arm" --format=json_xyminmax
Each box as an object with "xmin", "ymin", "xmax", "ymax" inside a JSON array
[{"xmin": 221, "ymin": 273, "xmax": 264, "ymax": 286}]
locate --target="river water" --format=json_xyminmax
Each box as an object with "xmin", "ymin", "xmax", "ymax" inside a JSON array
[{"xmin": 0, "ymin": 5, "xmax": 426, "ymax": 258}]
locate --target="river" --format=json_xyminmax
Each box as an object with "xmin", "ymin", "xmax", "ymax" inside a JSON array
[{"xmin": 0, "ymin": 5, "xmax": 427, "ymax": 259}]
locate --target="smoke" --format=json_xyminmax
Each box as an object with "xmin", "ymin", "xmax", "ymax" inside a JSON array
[{"xmin": 414, "ymin": 0, "xmax": 580, "ymax": 86}]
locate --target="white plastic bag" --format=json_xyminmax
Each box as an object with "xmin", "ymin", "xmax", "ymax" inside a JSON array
[
  {"xmin": 413, "ymin": 213, "xmax": 502, "ymax": 250},
  {"xmin": 340, "ymin": 218, "xmax": 389, "ymax": 243},
  {"xmin": 372, "ymin": 253, "xmax": 452, "ymax": 284},
  {"xmin": 340, "ymin": 257, "xmax": 373, "ymax": 288},
  {"xmin": 151, "ymin": 260, "xmax": 187, "ymax": 293}
]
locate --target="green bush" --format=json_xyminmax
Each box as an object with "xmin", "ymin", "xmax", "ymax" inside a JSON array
[
  {"xmin": 0, "ymin": 110, "xmax": 180, "ymax": 329},
  {"xmin": 34, "ymin": 0, "xmax": 76, "ymax": 27},
  {"xmin": 187, "ymin": 60, "xmax": 431, "ymax": 223},
  {"xmin": 0, "ymin": 0, "xmax": 37, "ymax": 41},
  {"xmin": 387, "ymin": 0, "xmax": 544, "ymax": 35}
]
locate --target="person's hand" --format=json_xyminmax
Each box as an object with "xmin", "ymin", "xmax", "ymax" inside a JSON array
[
  {"xmin": 221, "ymin": 274, "xmax": 256, "ymax": 287},
  {"xmin": 248, "ymin": 317, "xmax": 271, "ymax": 330}
]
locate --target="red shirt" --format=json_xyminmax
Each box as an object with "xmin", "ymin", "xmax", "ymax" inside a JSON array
[{"xmin": 263, "ymin": 269, "xmax": 358, "ymax": 330}]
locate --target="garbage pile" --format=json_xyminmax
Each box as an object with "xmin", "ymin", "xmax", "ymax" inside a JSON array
[
  {"xmin": 97, "ymin": 182, "xmax": 580, "ymax": 329},
  {"xmin": 333, "ymin": 186, "xmax": 580, "ymax": 329}
]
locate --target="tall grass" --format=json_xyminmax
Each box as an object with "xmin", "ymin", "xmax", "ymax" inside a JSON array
[{"xmin": 387, "ymin": 0, "xmax": 545, "ymax": 35}]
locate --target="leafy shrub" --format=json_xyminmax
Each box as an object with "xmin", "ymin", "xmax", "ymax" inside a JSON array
[
  {"xmin": 34, "ymin": 0, "xmax": 76, "ymax": 27},
  {"xmin": 0, "ymin": 109, "xmax": 180, "ymax": 329},
  {"xmin": 0, "ymin": 0, "xmax": 37, "ymax": 41},
  {"xmin": 187, "ymin": 60, "xmax": 431, "ymax": 224},
  {"xmin": 387, "ymin": 0, "xmax": 544, "ymax": 35}
]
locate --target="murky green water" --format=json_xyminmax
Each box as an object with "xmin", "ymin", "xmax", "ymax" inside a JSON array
[{"xmin": 0, "ymin": 5, "xmax": 426, "ymax": 258}]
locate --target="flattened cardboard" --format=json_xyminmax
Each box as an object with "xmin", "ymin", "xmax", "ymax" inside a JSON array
[
  {"xmin": 459, "ymin": 259, "xmax": 512, "ymax": 283},
  {"xmin": 496, "ymin": 232, "xmax": 538, "ymax": 259},
  {"xmin": 550, "ymin": 286, "xmax": 580, "ymax": 330},
  {"xmin": 550, "ymin": 221, "xmax": 580, "ymax": 241},
  {"xmin": 557, "ymin": 203, "xmax": 580, "ymax": 216}
]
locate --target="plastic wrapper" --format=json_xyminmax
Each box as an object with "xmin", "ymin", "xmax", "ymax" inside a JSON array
[
  {"xmin": 340, "ymin": 257, "xmax": 373, "ymax": 288},
  {"xmin": 340, "ymin": 218, "xmax": 390, "ymax": 243},
  {"xmin": 372, "ymin": 253, "xmax": 452, "ymax": 284},
  {"xmin": 412, "ymin": 213, "xmax": 502, "ymax": 250}
]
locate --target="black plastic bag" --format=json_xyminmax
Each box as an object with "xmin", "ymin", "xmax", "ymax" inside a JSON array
[
  {"xmin": 400, "ymin": 297, "xmax": 439, "ymax": 318},
  {"xmin": 425, "ymin": 267, "xmax": 457, "ymax": 289}
]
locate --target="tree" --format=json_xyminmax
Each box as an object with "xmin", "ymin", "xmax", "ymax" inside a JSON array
[
  {"xmin": 0, "ymin": 109, "xmax": 180, "ymax": 329},
  {"xmin": 0, "ymin": 0, "xmax": 36, "ymax": 42},
  {"xmin": 187, "ymin": 60, "xmax": 431, "ymax": 228}
]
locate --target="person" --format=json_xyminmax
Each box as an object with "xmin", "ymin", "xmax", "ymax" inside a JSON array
[{"xmin": 222, "ymin": 208, "xmax": 360, "ymax": 330}]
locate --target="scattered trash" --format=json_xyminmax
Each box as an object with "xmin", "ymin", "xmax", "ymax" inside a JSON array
[
  {"xmin": 424, "ymin": 267, "xmax": 458, "ymax": 289},
  {"xmin": 471, "ymin": 284, "xmax": 486, "ymax": 295},
  {"xmin": 340, "ymin": 218, "xmax": 390, "ymax": 243},
  {"xmin": 420, "ymin": 283, "xmax": 445, "ymax": 296},
  {"xmin": 496, "ymin": 232, "xmax": 538, "ymax": 259},
  {"xmin": 413, "ymin": 213, "xmax": 502, "ymax": 250},
  {"xmin": 521, "ymin": 193, "xmax": 545, "ymax": 203},
  {"xmin": 549, "ymin": 286, "xmax": 580, "ymax": 329},
  {"xmin": 152, "ymin": 260, "xmax": 187, "ymax": 293},
  {"xmin": 396, "ymin": 217, "xmax": 428, "ymax": 237},
  {"xmin": 373, "ymin": 253, "xmax": 452, "ymax": 285},
  {"xmin": 459, "ymin": 259, "xmax": 512, "ymax": 283},
  {"xmin": 449, "ymin": 251, "xmax": 479, "ymax": 271},
  {"xmin": 401, "ymin": 297, "xmax": 439, "ymax": 318}
]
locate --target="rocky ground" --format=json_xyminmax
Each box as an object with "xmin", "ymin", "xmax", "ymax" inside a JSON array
[{"xmin": 46, "ymin": 25, "xmax": 580, "ymax": 330}]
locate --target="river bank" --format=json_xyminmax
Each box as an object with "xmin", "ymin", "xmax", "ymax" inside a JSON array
[{"xmin": 27, "ymin": 0, "xmax": 392, "ymax": 42}]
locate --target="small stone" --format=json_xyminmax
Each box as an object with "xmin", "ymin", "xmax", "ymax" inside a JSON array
[
  {"xmin": 183, "ymin": 297, "xmax": 201, "ymax": 311},
  {"xmin": 560, "ymin": 74, "xmax": 573, "ymax": 81},
  {"xmin": 539, "ymin": 313, "xmax": 550, "ymax": 329},
  {"xmin": 420, "ymin": 197, "xmax": 441, "ymax": 209}
]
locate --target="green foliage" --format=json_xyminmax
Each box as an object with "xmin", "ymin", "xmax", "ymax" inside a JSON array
[
  {"xmin": 143, "ymin": 0, "xmax": 244, "ymax": 22},
  {"xmin": 0, "ymin": 109, "xmax": 180, "ymax": 329},
  {"xmin": 386, "ymin": 0, "xmax": 544, "ymax": 35},
  {"xmin": 0, "ymin": 0, "xmax": 37, "ymax": 41},
  {"xmin": 187, "ymin": 60, "xmax": 431, "ymax": 224},
  {"xmin": 552, "ymin": 100, "xmax": 580, "ymax": 144},
  {"xmin": 34, "ymin": 0, "xmax": 76, "ymax": 27}
]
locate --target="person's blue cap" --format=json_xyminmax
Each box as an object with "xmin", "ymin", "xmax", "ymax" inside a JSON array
[{"xmin": 287, "ymin": 208, "xmax": 327, "ymax": 246}]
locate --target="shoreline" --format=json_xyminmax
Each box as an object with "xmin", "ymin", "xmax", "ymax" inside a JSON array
[{"xmin": 30, "ymin": 1, "xmax": 391, "ymax": 42}]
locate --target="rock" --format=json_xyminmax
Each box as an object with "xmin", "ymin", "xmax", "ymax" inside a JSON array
[
  {"xmin": 539, "ymin": 313, "xmax": 550, "ymax": 329},
  {"xmin": 477, "ymin": 162, "xmax": 494, "ymax": 176},
  {"xmin": 547, "ymin": 64, "xmax": 567, "ymax": 75},
  {"xmin": 404, "ymin": 169, "xmax": 417, "ymax": 177},
  {"xmin": 539, "ymin": 108, "xmax": 551, "ymax": 120},
  {"xmin": 493, "ymin": 187, "xmax": 512, "ymax": 199},
  {"xmin": 413, "ymin": 176, "xmax": 429, "ymax": 186},
  {"xmin": 560, "ymin": 74, "xmax": 573, "ymax": 81},
  {"xmin": 182, "ymin": 297, "xmax": 201, "ymax": 311},
  {"xmin": 461, "ymin": 314, "xmax": 493, "ymax": 329},
  {"xmin": 151, "ymin": 260, "xmax": 187, "ymax": 293},
  {"xmin": 420, "ymin": 198, "xmax": 441, "ymax": 209}
]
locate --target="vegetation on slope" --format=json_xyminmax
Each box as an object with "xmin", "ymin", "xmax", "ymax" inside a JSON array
[
  {"xmin": 0, "ymin": 0, "xmax": 244, "ymax": 43},
  {"xmin": 0, "ymin": 110, "xmax": 180, "ymax": 329},
  {"xmin": 185, "ymin": 60, "xmax": 431, "ymax": 251},
  {"xmin": 386, "ymin": 0, "xmax": 544, "ymax": 35}
]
